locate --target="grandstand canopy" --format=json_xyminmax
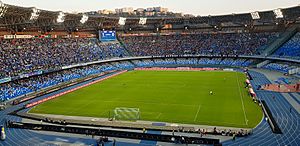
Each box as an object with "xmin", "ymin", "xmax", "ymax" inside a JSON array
[{"xmin": 0, "ymin": 1, "xmax": 299, "ymax": 33}]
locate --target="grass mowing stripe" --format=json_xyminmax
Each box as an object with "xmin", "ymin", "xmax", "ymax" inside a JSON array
[
  {"xmin": 100, "ymin": 100, "xmax": 198, "ymax": 107},
  {"xmin": 30, "ymin": 70, "xmax": 262, "ymax": 128},
  {"xmin": 236, "ymin": 72, "xmax": 248, "ymax": 125}
]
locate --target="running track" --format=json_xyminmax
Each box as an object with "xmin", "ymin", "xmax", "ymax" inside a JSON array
[{"xmin": 223, "ymin": 71, "xmax": 300, "ymax": 146}]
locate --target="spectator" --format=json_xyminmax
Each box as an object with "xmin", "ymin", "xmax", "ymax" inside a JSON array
[{"xmin": 120, "ymin": 32, "xmax": 279, "ymax": 57}]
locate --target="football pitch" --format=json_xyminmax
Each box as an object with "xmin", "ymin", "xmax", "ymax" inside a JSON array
[{"xmin": 30, "ymin": 70, "xmax": 263, "ymax": 128}]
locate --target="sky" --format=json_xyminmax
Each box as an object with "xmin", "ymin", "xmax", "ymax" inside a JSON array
[{"xmin": 2, "ymin": 0, "xmax": 300, "ymax": 16}]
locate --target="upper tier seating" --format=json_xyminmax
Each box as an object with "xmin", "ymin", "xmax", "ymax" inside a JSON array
[
  {"xmin": 0, "ymin": 38, "xmax": 128, "ymax": 79},
  {"xmin": 120, "ymin": 32, "xmax": 279, "ymax": 56},
  {"xmin": 272, "ymin": 32, "xmax": 300, "ymax": 59}
]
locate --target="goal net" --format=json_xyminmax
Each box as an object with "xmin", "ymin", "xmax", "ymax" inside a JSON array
[{"xmin": 113, "ymin": 107, "xmax": 140, "ymax": 121}]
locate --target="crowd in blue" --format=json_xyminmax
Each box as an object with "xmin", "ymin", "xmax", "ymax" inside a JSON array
[
  {"xmin": 273, "ymin": 32, "xmax": 300, "ymax": 59},
  {"xmin": 120, "ymin": 32, "xmax": 279, "ymax": 56}
]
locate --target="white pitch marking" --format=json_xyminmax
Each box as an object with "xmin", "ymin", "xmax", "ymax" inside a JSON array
[
  {"xmin": 236, "ymin": 72, "xmax": 248, "ymax": 125},
  {"xmin": 194, "ymin": 105, "xmax": 202, "ymax": 122},
  {"xmin": 156, "ymin": 113, "xmax": 162, "ymax": 119}
]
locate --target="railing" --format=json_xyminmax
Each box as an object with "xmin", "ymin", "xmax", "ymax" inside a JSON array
[
  {"xmin": 260, "ymin": 100, "xmax": 282, "ymax": 134},
  {"xmin": 256, "ymin": 60, "xmax": 271, "ymax": 68},
  {"xmin": 7, "ymin": 121, "xmax": 220, "ymax": 145}
]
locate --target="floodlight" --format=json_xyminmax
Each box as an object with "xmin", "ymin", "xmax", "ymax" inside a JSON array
[
  {"xmin": 0, "ymin": 1, "xmax": 8, "ymax": 18},
  {"xmin": 80, "ymin": 14, "xmax": 88, "ymax": 24},
  {"xmin": 273, "ymin": 9, "xmax": 283, "ymax": 18},
  {"xmin": 139, "ymin": 17, "xmax": 147, "ymax": 25},
  {"xmin": 57, "ymin": 12, "xmax": 65, "ymax": 23},
  {"xmin": 251, "ymin": 12, "xmax": 260, "ymax": 20},
  {"xmin": 118, "ymin": 17, "xmax": 126, "ymax": 25},
  {"xmin": 30, "ymin": 7, "xmax": 40, "ymax": 20}
]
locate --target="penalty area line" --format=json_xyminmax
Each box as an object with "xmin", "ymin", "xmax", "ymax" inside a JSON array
[{"xmin": 194, "ymin": 105, "xmax": 202, "ymax": 122}]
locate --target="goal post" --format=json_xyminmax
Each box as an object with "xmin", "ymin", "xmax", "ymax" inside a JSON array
[{"xmin": 113, "ymin": 107, "xmax": 140, "ymax": 121}]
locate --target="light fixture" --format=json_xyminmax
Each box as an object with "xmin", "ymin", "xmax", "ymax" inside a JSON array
[
  {"xmin": 57, "ymin": 12, "xmax": 65, "ymax": 23},
  {"xmin": 80, "ymin": 14, "xmax": 88, "ymax": 24},
  {"xmin": 30, "ymin": 7, "xmax": 40, "ymax": 20},
  {"xmin": 139, "ymin": 17, "xmax": 147, "ymax": 25},
  {"xmin": 118, "ymin": 17, "xmax": 126, "ymax": 25},
  {"xmin": 251, "ymin": 12, "xmax": 260, "ymax": 20},
  {"xmin": 273, "ymin": 9, "xmax": 283, "ymax": 18},
  {"xmin": 0, "ymin": 1, "xmax": 8, "ymax": 18}
]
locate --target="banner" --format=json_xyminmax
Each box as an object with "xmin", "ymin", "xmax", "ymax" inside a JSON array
[
  {"xmin": 0, "ymin": 77, "xmax": 11, "ymax": 84},
  {"xmin": 163, "ymin": 24, "xmax": 172, "ymax": 29},
  {"xmin": 18, "ymin": 70, "xmax": 43, "ymax": 79},
  {"xmin": 4, "ymin": 35, "xmax": 33, "ymax": 39},
  {"xmin": 288, "ymin": 68, "xmax": 299, "ymax": 75}
]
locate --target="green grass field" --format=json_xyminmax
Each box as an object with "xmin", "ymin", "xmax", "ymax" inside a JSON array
[{"xmin": 30, "ymin": 70, "xmax": 263, "ymax": 128}]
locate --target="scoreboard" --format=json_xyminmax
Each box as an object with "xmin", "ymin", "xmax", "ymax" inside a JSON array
[{"xmin": 99, "ymin": 30, "xmax": 116, "ymax": 41}]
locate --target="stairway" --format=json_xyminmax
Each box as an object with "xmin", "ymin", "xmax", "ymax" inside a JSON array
[
  {"xmin": 116, "ymin": 35, "xmax": 134, "ymax": 57},
  {"xmin": 256, "ymin": 60, "xmax": 271, "ymax": 68},
  {"xmin": 262, "ymin": 26, "xmax": 298, "ymax": 57}
]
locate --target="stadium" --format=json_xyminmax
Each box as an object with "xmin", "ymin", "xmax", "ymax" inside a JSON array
[{"xmin": 0, "ymin": 0, "xmax": 299, "ymax": 145}]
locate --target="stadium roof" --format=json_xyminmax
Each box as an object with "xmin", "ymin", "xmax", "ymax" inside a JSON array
[{"xmin": 0, "ymin": 1, "xmax": 299, "ymax": 33}]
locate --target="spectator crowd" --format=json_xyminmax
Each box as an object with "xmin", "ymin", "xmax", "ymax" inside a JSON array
[
  {"xmin": 272, "ymin": 32, "xmax": 300, "ymax": 59},
  {"xmin": 120, "ymin": 32, "xmax": 279, "ymax": 56},
  {"xmin": 0, "ymin": 38, "xmax": 127, "ymax": 79},
  {"xmin": 0, "ymin": 63, "xmax": 119, "ymax": 101}
]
